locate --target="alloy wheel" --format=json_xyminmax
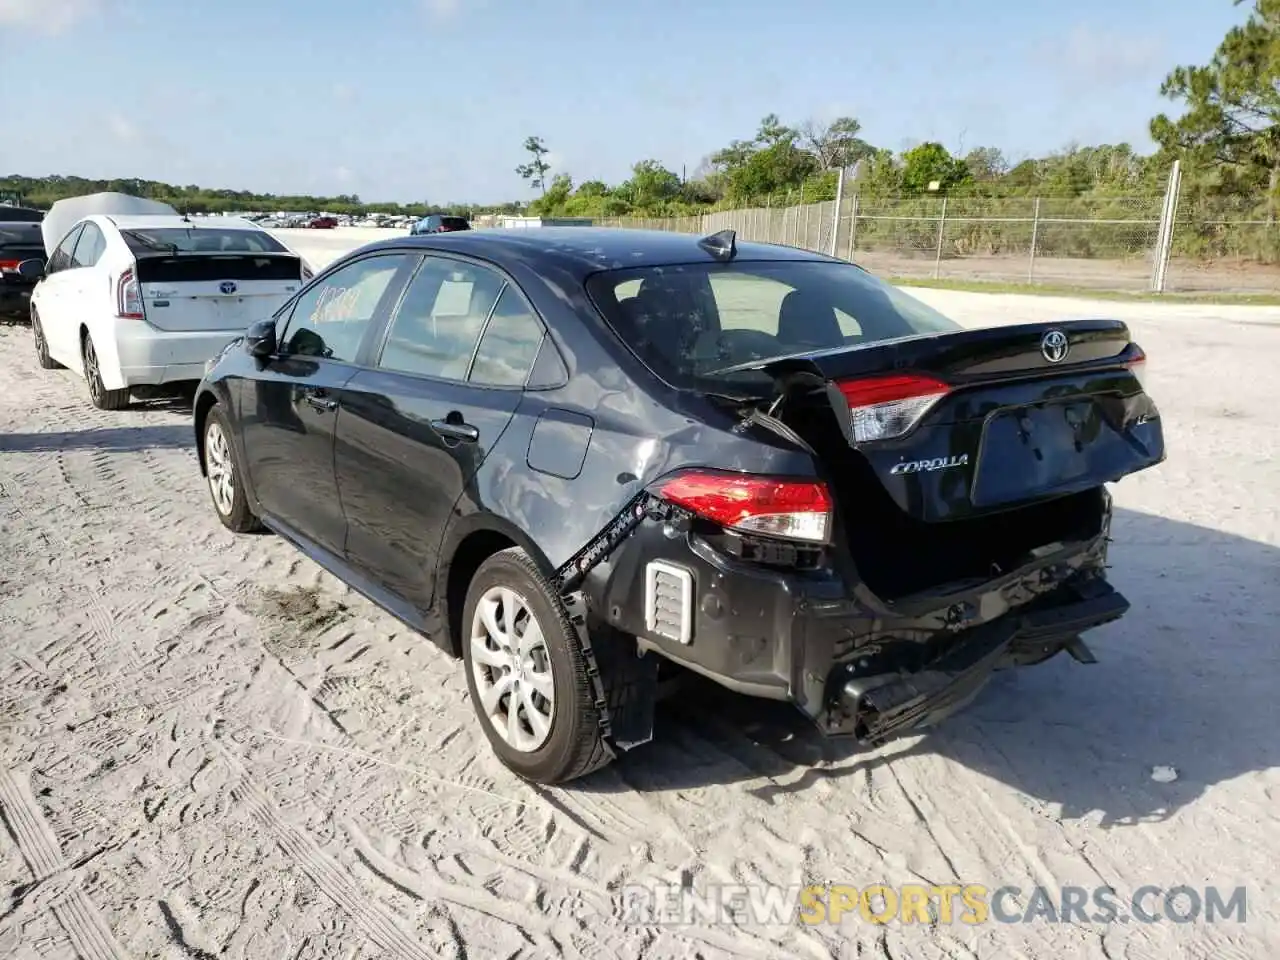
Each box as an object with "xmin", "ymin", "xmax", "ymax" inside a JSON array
[
  {"xmin": 469, "ymin": 585, "xmax": 556, "ymax": 752},
  {"xmin": 205, "ymin": 421, "xmax": 236, "ymax": 517},
  {"xmin": 84, "ymin": 338, "xmax": 101, "ymax": 402}
]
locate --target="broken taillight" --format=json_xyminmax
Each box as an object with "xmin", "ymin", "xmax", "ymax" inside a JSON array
[
  {"xmin": 653, "ymin": 469, "xmax": 832, "ymax": 543},
  {"xmin": 836, "ymin": 373, "xmax": 951, "ymax": 443}
]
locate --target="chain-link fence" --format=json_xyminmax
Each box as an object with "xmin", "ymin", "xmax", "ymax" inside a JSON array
[{"xmin": 598, "ymin": 186, "xmax": 1280, "ymax": 295}]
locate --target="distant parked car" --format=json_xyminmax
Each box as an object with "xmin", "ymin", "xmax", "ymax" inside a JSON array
[
  {"xmin": 0, "ymin": 206, "xmax": 46, "ymax": 322},
  {"xmin": 410, "ymin": 214, "xmax": 470, "ymax": 236},
  {"xmin": 30, "ymin": 211, "xmax": 310, "ymax": 409},
  {"xmin": 308, "ymin": 216, "xmax": 338, "ymax": 229}
]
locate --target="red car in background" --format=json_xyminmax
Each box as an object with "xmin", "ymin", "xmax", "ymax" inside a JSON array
[{"xmin": 308, "ymin": 216, "xmax": 338, "ymax": 229}]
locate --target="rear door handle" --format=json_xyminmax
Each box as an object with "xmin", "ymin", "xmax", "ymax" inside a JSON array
[
  {"xmin": 303, "ymin": 390, "xmax": 338, "ymax": 412},
  {"xmin": 431, "ymin": 418, "xmax": 479, "ymax": 443}
]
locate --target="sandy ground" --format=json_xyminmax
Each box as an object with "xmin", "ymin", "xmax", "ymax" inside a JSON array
[{"xmin": 1, "ymin": 228, "xmax": 1278, "ymax": 958}]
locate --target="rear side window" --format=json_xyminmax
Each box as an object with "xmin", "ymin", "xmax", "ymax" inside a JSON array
[
  {"xmin": 121, "ymin": 227, "xmax": 286, "ymax": 255},
  {"xmin": 439, "ymin": 216, "xmax": 470, "ymax": 230},
  {"xmin": 470, "ymin": 286, "xmax": 543, "ymax": 386},
  {"xmin": 586, "ymin": 260, "xmax": 960, "ymax": 389},
  {"xmin": 71, "ymin": 223, "xmax": 107, "ymax": 268},
  {"xmin": 281, "ymin": 255, "xmax": 406, "ymax": 363},
  {"xmin": 377, "ymin": 256, "xmax": 505, "ymax": 380},
  {"xmin": 0, "ymin": 207, "xmax": 43, "ymax": 223}
]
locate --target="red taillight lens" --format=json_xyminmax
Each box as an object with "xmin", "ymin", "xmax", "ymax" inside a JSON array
[
  {"xmin": 116, "ymin": 268, "xmax": 144, "ymax": 319},
  {"xmin": 836, "ymin": 373, "xmax": 951, "ymax": 443},
  {"xmin": 0, "ymin": 260, "xmax": 20, "ymax": 273},
  {"xmin": 1126, "ymin": 344, "xmax": 1147, "ymax": 389},
  {"xmin": 653, "ymin": 469, "xmax": 832, "ymax": 543}
]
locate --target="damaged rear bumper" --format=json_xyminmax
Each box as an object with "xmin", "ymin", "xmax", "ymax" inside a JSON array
[
  {"xmin": 840, "ymin": 579, "xmax": 1128, "ymax": 744},
  {"xmin": 588, "ymin": 515, "xmax": 1129, "ymax": 744}
]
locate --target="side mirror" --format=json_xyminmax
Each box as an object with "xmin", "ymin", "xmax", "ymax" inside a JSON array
[
  {"xmin": 17, "ymin": 259, "xmax": 45, "ymax": 279},
  {"xmin": 244, "ymin": 319, "xmax": 277, "ymax": 359}
]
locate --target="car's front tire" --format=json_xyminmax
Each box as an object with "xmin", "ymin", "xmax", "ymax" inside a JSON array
[
  {"xmin": 462, "ymin": 547, "xmax": 614, "ymax": 784},
  {"xmin": 203, "ymin": 404, "xmax": 261, "ymax": 533},
  {"xmin": 31, "ymin": 309, "xmax": 62, "ymax": 370},
  {"xmin": 81, "ymin": 333, "xmax": 129, "ymax": 410}
]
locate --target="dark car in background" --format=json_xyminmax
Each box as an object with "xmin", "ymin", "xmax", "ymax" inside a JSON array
[
  {"xmin": 192, "ymin": 227, "xmax": 1165, "ymax": 784},
  {"xmin": 0, "ymin": 206, "xmax": 47, "ymax": 322},
  {"xmin": 409, "ymin": 214, "xmax": 470, "ymax": 236}
]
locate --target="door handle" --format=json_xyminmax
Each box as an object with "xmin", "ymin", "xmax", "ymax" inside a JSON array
[
  {"xmin": 431, "ymin": 418, "xmax": 479, "ymax": 443},
  {"xmin": 303, "ymin": 391, "xmax": 338, "ymax": 412}
]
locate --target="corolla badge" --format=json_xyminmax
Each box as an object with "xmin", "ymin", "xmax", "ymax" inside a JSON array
[
  {"xmin": 890, "ymin": 454, "xmax": 970, "ymax": 475},
  {"xmin": 219, "ymin": 281, "xmax": 238, "ymax": 295},
  {"xmin": 1041, "ymin": 329, "xmax": 1070, "ymax": 363}
]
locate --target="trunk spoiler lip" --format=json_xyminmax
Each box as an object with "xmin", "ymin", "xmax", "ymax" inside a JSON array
[
  {"xmin": 131, "ymin": 250, "xmax": 301, "ymax": 261},
  {"xmin": 703, "ymin": 318, "xmax": 1133, "ymax": 381}
]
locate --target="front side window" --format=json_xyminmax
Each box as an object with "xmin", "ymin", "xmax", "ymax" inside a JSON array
[
  {"xmin": 71, "ymin": 223, "xmax": 106, "ymax": 268},
  {"xmin": 586, "ymin": 260, "xmax": 961, "ymax": 390},
  {"xmin": 280, "ymin": 255, "xmax": 405, "ymax": 362},
  {"xmin": 376, "ymin": 256, "xmax": 505, "ymax": 380},
  {"xmin": 47, "ymin": 225, "xmax": 84, "ymax": 274}
]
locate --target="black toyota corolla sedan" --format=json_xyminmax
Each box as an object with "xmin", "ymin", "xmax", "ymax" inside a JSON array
[{"xmin": 193, "ymin": 227, "xmax": 1165, "ymax": 784}]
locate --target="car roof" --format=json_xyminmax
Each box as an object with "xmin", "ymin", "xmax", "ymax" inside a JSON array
[
  {"xmin": 105, "ymin": 214, "xmax": 265, "ymax": 231},
  {"xmin": 364, "ymin": 227, "xmax": 837, "ymax": 278}
]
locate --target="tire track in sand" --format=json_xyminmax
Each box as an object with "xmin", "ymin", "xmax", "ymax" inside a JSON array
[
  {"xmin": 0, "ymin": 767, "xmax": 130, "ymax": 960},
  {"xmin": 215, "ymin": 743, "xmax": 437, "ymax": 960},
  {"xmin": 0, "ymin": 458, "xmax": 144, "ymax": 674}
]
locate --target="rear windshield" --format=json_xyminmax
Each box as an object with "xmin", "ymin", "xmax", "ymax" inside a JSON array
[
  {"xmin": 134, "ymin": 254, "xmax": 301, "ymax": 283},
  {"xmin": 0, "ymin": 224, "xmax": 45, "ymax": 260},
  {"xmin": 585, "ymin": 260, "xmax": 960, "ymax": 390},
  {"xmin": 122, "ymin": 227, "xmax": 287, "ymax": 256},
  {"xmin": 439, "ymin": 217, "xmax": 469, "ymax": 229}
]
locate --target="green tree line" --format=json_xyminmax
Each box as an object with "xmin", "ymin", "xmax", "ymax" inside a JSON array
[
  {"xmin": 513, "ymin": 1, "xmax": 1280, "ymax": 248},
  {"xmin": 0, "ymin": 174, "xmax": 507, "ymax": 219}
]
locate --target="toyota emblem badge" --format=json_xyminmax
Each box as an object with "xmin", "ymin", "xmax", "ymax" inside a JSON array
[
  {"xmin": 1041, "ymin": 329, "xmax": 1069, "ymax": 363},
  {"xmin": 219, "ymin": 281, "xmax": 238, "ymax": 295}
]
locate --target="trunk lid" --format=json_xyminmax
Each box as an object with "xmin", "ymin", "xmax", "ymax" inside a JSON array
[
  {"xmin": 749, "ymin": 319, "xmax": 1164, "ymax": 522},
  {"xmin": 134, "ymin": 253, "xmax": 304, "ymax": 332}
]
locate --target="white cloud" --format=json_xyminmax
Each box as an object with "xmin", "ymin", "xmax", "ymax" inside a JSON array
[
  {"xmin": 423, "ymin": 0, "xmax": 459, "ymax": 21},
  {"xmin": 106, "ymin": 113, "xmax": 138, "ymax": 144},
  {"xmin": 1043, "ymin": 25, "xmax": 1166, "ymax": 86},
  {"xmin": 0, "ymin": 0, "xmax": 99, "ymax": 35}
]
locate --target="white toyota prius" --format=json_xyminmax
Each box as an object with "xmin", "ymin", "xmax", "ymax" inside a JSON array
[{"xmin": 30, "ymin": 200, "xmax": 311, "ymax": 409}]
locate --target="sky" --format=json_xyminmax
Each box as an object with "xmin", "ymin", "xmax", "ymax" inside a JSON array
[{"xmin": 0, "ymin": 0, "xmax": 1247, "ymax": 204}]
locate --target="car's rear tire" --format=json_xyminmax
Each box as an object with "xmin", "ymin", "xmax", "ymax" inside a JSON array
[
  {"xmin": 31, "ymin": 309, "xmax": 62, "ymax": 370},
  {"xmin": 203, "ymin": 404, "xmax": 261, "ymax": 533},
  {"xmin": 461, "ymin": 547, "xmax": 614, "ymax": 784},
  {"xmin": 81, "ymin": 333, "xmax": 129, "ymax": 410}
]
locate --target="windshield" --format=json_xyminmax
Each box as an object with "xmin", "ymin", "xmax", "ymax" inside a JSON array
[
  {"xmin": 121, "ymin": 227, "xmax": 287, "ymax": 255},
  {"xmin": 585, "ymin": 260, "xmax": 961, "ymax": 390}
]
